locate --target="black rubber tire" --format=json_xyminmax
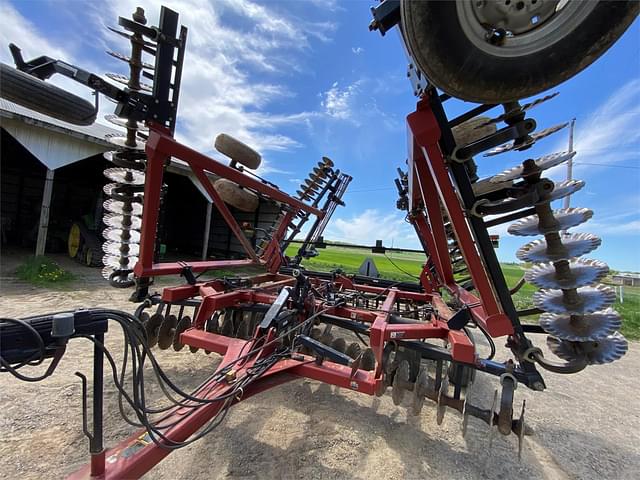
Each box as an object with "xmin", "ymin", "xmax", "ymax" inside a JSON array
[
  {"xmin": 400, "ymin": 1, "xmax": 639, "ymax": 103},
  {"xmin": 0, "ymin": 63, "xmax": 97, "ymax": 125}
]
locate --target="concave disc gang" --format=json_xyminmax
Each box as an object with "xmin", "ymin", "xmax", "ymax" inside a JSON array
[
  {"xmin": 547, "ymin": 332, "xmax": 628, "ymax": 365},
  {"xmin": 516, "ymin": 233, "xmax": 601, "ymax": 262},
  {"xmin": 525, "ymin": 258, "xmax": 609, "ymax": 289},
  {"xmin": 103, "ymin": 213, "xmax": 143, "ymax": 230},
  {"xmin": 533, "ymin": 285, "xmax": 616, "ymax": 315},
  {"xmin": 539, "ymin": 309, "xmax": 622, "ymax": 342},
  {"xmin": 490, "ymin": 151, "xmax": 576, "ymax": 183},
  {"xmin": 103, "ymin": 227, "xmax": 141, "ymax": 244},
  {"xmin": 508, "ymin": 207, "xmax": 593, "ymax": 236},
  {"xmin": 104, "ymin": 167, "xmax": 146, "ymax": 186},
  {"xmin": 102, "ymin": 254, "xmax": 139, "ymax": 269},
  {"xmin": 103, "ymin": 199, "xmax": 143, "ymax": 216},
  {"xmin": 103, "ymin": 241, "xmax": 140, "ymax": 257}
]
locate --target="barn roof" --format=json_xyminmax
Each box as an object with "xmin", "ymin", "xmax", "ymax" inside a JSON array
[{"xmin": 0, "ymin": 97, "xmax": 119, "ymax": 147}]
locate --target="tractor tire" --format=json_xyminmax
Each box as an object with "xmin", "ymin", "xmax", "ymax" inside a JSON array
[
  {"xmin": 400, "ymin": 1, "xmax": 639, "ymax": 103},
  {"xmin": 84, "ymin": 245, "xmax": 103, "ymax": 267},
  {"xmin": 0, "ymin": 63, "xmax": 97, "ymax": 125}
]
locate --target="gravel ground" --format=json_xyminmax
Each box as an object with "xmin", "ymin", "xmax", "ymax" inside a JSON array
[{"xmin": 1, "ymin": 254, "xmax": 638, "ymax": 479}]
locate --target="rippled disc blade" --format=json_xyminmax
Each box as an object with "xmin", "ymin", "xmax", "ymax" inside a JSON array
[
  {"xmin": 479, "ymin": 92, "xmax": 559, "ymax": 127},
  {"xmin": 104, "ymin": 114, "xmax": 148, "ymax": 131},
  {"xmin": 490, "ymin": 151, "xmax": 576, "ymax": 183},
  {"xmin": 101, "ymin": 266, "xmax": 115, "ymax": 280},
  {"xmin": 104, "ymin": 73, "xmax": 152, "ymax": 92},
  {"xmin": 103, "ymin": 213, "xmax": 142, "ymax": 230},
  {"xmin": 105, "ymin": 134, "xmax": 146, "ymax": 150},
  {"xmin": 103, "ymin": 240, "xmax": 140, "ymax": 257},
  {"xmin": 525, "ymin": 259, "xmax": 609, "ymax": 289},
  {"xmin": 102, "ymin": 254, "xmax": 139, "ymax": 269},
  {"xmin": 516, "ymin": 233, "xmax": 601, "ymax": 262},
  {"xmin": 540, "ymin": 180, "xmax": 585, "ymax": 204},
  {"xmin": 103, "ymin": 227, "xmax": 141, "ymax": 244},
  {"xmin": 103, "ymin": 150, "xmax": 146, "ymax": 163},
  {"xmin": 104, "ymin": 167, "xmax": 146, "ymax": 186},
  {"xmin": 103, "ymin": 199, "xmax": 143, "ymax": 216},
  {"xmin": 106, "ymin": 26, "xmax": 157, "ymax": 48},
  {"xmin": 540, "ymin": 309, "xmax": 622, "ymax": 342},
  {"xmin": 508, "ymin": 208, "xmax": 593, "ymax": 236},
  {"xmin": 484, "ymin": 123, "xmax": 569, "ymax": 157},
  {"xmin": 533, "ymin": 285, "xmax": 615, "ymax": 315},
  {"xmin": 321, "ymin": 156, "xmax": 334, "ymax": 167},
  {"xmin": 106, "ymin": 51, "xmax": 154, "ymax": 69},
  {"xmin": 547, "ymin": 332, "xmax": 628, "ymax": 365},
  {"xmin": 102, "ymin": 183, "xmax": 144, "ymax": 200}
]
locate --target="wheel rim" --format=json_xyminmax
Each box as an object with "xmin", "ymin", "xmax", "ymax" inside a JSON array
[
  {"xmin": 457, "ymin": 0, "xmax": 597, "ymax": 57},
  {"xmin": 68, "ymin": 223, "xmax": 81, "ymax": 258}
]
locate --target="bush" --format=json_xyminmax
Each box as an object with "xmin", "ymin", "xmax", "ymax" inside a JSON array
[{"xmin": 15, "ymin": 256, "xmax": 74, "ymax": 285}]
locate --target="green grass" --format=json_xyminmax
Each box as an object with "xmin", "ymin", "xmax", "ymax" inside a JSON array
[
  {"xmin": 286, "ymin": 244, "xmax": 425, "ymax": 282},
  {"xmin": 15, "ymin": 256, "xmax": 75, "ymax": 286},
  {"xmin": 288, "ymin": 245, "xmax": 639, "ymax": 340}
]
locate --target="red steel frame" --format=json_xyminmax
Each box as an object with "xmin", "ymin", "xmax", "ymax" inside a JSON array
[
  {"xmin": 134, "ymin": 123, "xmax": 324, "ymax": 279},
  {"xmin": 69, "ymin": 101, "xmax": 516, "ymax": 478}
]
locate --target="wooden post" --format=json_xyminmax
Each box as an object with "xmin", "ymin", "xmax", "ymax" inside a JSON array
[
  {"xmin": 563, "ymin": 118, "xmax": 576, "ymax": 210},
  {"xmin": 35, "ymin": 169, "xmax": 55, "ymax": 256},
  {"xmin": 201, "ymin": 201, "xmax": 213, "ymax": 260}
]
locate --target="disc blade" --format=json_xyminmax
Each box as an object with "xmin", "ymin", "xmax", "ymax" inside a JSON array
[
  {"xmin": 508, "ymin": 208, "xmax": 593, "ymax": 236},
  {"xmin": 547, "ymin": 331, "xmax": 628, "ymax": 365},
  {"xmin": 104, "ymin": 73, "xmax": 152, "ymax": 92},
  {"xmin": 103, "ymin": 150, "xmax": 146, "ymax": 163},
  {"xmin": 436, "ymin": 374, "xmax": 449, "ymax": 425},
  {"xmin": 321, "ymin": 156, "xmax": 334, "ymax": 168},
  {"xmin": 525, "ymin": 258, "xmax": 609, "ymax": 289},
  {"xmin": 540, "ymin": 309, "xmax": 622, "ymax": 342},
  {"xmin": 479, "ymin": 92, "xmax": 559, "ymax": 127},
  {"xmin": 539, "ymin": 180, "xmax": 585, "ymax": 204},
  {"xmin": 533, "ymin": 285, "xmax": 616, "ymax": 315},
  {"xmin": 484, "ymin": 123, "xmax": 569, "ymax": 157},
  {"xmin": 105, "ymin": 134, "xmax": 146, "ymax": 150},
  {"xmin": 104, "ymin": 114, "xmax": 148, "ymax": 131},
  {"xmin": 104, "ymin": 167, "xmax": 146, "ymax": 186},
  {"xmin": 103, "ymin": 213, "xmax": 142, "ymax": 230},
  {"xmin": 106, "ymin": 50, "xmax": 154, "ymax": 69},
  {"xmin": 490, "ymin": 151, "xmax": 576, "ymax": 183},
  {"xmin": 101, "ymin": 266, "xmax": 134, "ymax": 283},
  {"xmin": 103, "ymin": 227, "xmax": 141, "ymax": 244},
  {"xmin": 102, "ymin": 183, "xmax": 144, "ymax": 201},
  {"xmin": 103, "ymin": 240, "xmax": 140, "ymax": 257},
  {"xmin": 102, "ymin": 254, "xmax": 138, "ymax": 270},
  {"xmin": 103, "ymin": 199, "xmax": 143, "ymax": 216},
  {"xmin": 516, "ymin": 232, "xmax": 601, "ymax": 262}
]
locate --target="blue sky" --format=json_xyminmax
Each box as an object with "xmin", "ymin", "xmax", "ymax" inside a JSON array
[{"xmin": 2, "ymin": 0, "xmax": 638, "ymax": 271}]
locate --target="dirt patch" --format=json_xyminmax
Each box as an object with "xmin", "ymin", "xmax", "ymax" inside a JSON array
[{"xmin": 1, "ymin": 253, "xmax": 638, "ymax": 479}]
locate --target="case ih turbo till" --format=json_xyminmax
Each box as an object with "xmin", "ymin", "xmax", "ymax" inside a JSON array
[{"xmin": 0, "ymin": 2, "xmax": 638, "ymax": 478}]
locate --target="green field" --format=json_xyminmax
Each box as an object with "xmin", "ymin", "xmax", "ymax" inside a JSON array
[{"xmin": 287, "ymin": 244, "xmax": 639, "ymax": 340}]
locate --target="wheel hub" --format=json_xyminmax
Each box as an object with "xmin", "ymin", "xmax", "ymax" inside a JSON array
[
  {"xmin": 472, "ymin": 0, "xmax": 559, "ymax": 36},
  {"xmin": 457, "ymin": 0, "xmax": 597, "ymax": 57}
]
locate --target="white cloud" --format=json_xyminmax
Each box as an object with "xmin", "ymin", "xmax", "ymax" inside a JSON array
[
  {"xmin": 352, "ymin": 47, "xmax": 364, "ymax": 55},
  {"xmin": 81, "ymin": 0, "xmax": 337, "ymax": 176},
  {"xmin": 547, "ymin": 79, "xmax": 640, "ymax": 178},
  {"xmin": 325, "ymin": 208, "xmax": 415, "ymax": 246},
  {"xmin": 320, "ymin": 80, "xmax": 363, "ymax": 122}
]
